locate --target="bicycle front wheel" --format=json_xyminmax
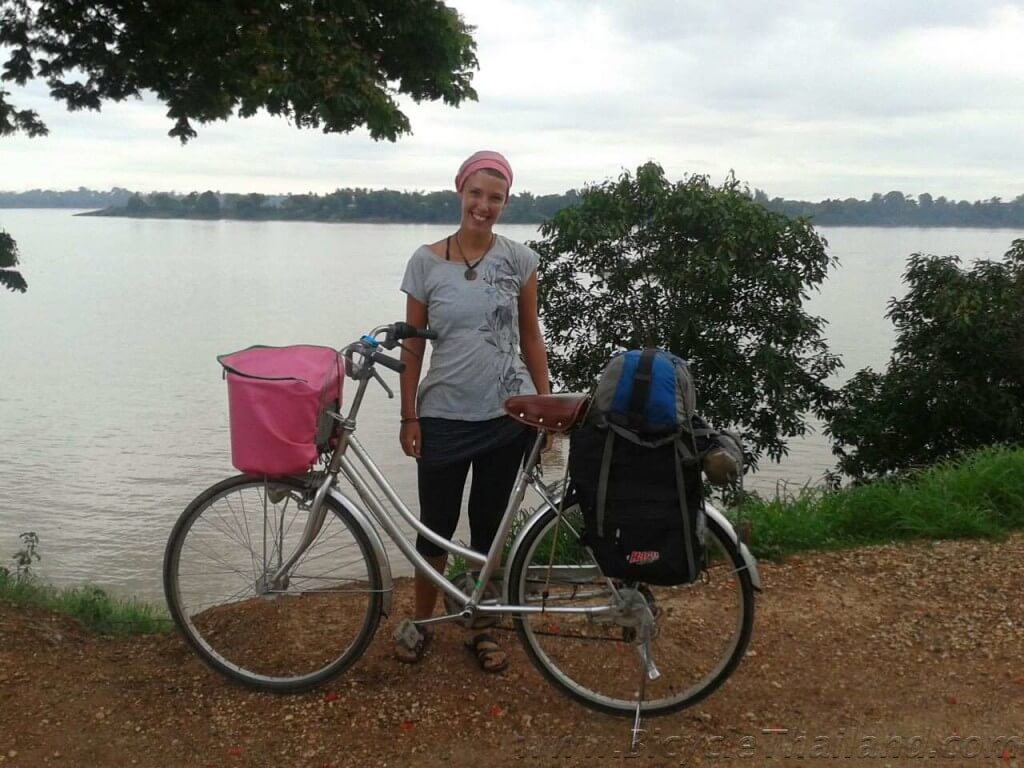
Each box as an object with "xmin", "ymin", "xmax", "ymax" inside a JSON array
[
  {"xmin": 508, "ymin": 501, "xmax": 754, "ymax": 715},
  {"xmin": 163, "ymin": 474, "xmax": 382, "ymax": 692}
]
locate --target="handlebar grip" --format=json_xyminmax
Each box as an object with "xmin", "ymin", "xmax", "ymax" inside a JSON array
[
  {"xmin": 392, "ymin": 322, "xmax": 438, "ymax": 341},
  {"xmin": 373, "ymin": 351, "xmax": 406, "ymax": 374}
]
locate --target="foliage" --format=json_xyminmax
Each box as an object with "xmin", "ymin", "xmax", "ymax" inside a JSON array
[
  {"xmin": 0, "ymin": 531, "xmax": 169, "ymax": 634},
  {"xmin": 13, "ymin": 531, "xmax": 40, "ymax": 578},
  {"xmin": 0, "ymin": 187, "xmax": 135, "ymax": 208},
  {"xmin": 0, "ymin": 229, "xmax": 26, "ymax": 292},
  {"xmin": 532, "ymin": 163, "xmax": 841, "ymax": 466},
  {"xmin": 825, "ymin": 241, "xmax": 1024, "ymax": 479},
  {"xmin": 0, "ymin": 578, "xmax": 172, "ymax": 635},
  {"xmin": 758, "ymin": 190, "xmax": 1024, "ymax": 228},
  {"xmin": 735, "ymin": 445, "xmax": 1024, "ymax": 561},
  {"xmin": 11, "ymin": 187, "xmax": 1024, "ymax": 228},
  {"xmin": 0, "ymin": 0, "xmax": 478, "ymax": 142},
  {"xmin": 0, "ymin": 531, "xmax": 40, "ymax": 582},
  {"xmin": 82, "ymin": 186, "xmax": 580, "ymax": 223}
]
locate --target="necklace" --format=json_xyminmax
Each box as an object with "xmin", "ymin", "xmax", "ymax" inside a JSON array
[{"xmin": 451, "ymin": 232, "xmax": 495, "ymax": 281}]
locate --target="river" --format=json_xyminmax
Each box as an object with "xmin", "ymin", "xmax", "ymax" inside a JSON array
[{"xmin": 1, "ymin": 209, "xmax": 1020, "ymax": 600}]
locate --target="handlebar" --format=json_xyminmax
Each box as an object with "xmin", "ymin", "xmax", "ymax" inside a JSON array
[
  {"xmin": 390, "ymin": 322, "xmax": 439, "ymax": 343},
  {"xmin": 372, "ymin": 350, "xmax": 405, "ymax": 373},
  {"xmin": 341, "ymin": 321, "xmax": 437, "ymax": 383}
]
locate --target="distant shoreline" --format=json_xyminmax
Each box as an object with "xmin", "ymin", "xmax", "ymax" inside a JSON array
[
  {"xmin": 73, "ymin": 208, "xmax": 439, "ymax": 225},
  {"xmin": 64, "ymin": 208, "xmax": 1024, "ymax": 229},
  {"xmin": 4, "ymin": 184, "xmax": 1024, "ymax": 228}
]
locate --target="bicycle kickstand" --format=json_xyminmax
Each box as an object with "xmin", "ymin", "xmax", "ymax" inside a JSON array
[{"xmin": 630, "ymin": 617, "xmax": 660, "ymax": 753}]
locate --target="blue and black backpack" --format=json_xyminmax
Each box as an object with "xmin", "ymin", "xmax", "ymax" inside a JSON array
[{"xmin": 568, "ymin": 348, "xmax": 705, "ymax": 585}]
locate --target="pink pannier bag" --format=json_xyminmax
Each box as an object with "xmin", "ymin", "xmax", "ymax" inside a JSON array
[{"xmin": 217, "ymin": 345, "xmax": 344, "ymax": 476}]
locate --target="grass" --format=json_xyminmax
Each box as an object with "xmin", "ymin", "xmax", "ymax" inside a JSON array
[
  {"xmin": 0, "ymin": 572, "xmax": 172, "ymax": 636},
  {"xmin": 735, "ymin": 444, "xmax": 1024, "ymax": 560}
]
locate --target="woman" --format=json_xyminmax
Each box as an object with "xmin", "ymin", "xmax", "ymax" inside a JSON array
[{"xmin": 396, "ymin": 150, "xmax": 551, "ymax": 672}]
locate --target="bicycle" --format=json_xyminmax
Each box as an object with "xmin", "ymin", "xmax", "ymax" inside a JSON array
[{"xmin": 163, "ymin": 322, "xmax": 760, "ymax": 738}]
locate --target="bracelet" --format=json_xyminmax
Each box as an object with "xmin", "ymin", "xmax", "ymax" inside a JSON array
[{"xmin": 400, "ymin": 417, "xmax": 419, "ymax": 424}]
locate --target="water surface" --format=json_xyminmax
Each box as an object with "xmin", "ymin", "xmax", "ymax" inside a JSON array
[{"xmin": 1, "ymin": 210, "xmax": 1020, "ymax": 600}]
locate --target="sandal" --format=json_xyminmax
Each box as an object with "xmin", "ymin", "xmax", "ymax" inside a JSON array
[
  {"xmin": 465, "ymin": 632, "xmax": 508, "ymax": 674},
  {"xmin": 393, "ymin": 619, "xmax": 432, "ymax": 664}
]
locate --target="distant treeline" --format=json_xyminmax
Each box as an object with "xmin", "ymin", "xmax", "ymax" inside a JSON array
[
  {"xmin": 4, "ymin": 187, "xmax": 1024, "ymax": 227},
  {"xmin": 755, "ymin": 189, "xmax": 1024, "ymax": 228},
  {"xmin": 0, "ymin": 187, "xmax": 134, "ymax": 208},
  {"xmin": 79, "ymin": 189, "xmax": 580, "ymax": 224}
]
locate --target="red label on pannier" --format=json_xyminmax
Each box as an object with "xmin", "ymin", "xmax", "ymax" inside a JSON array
[{"xmin": 627, "ymin": 550, "xmax": 661, "ymax": 565}]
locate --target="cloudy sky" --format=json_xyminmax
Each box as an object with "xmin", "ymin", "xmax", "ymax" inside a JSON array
[{"xmin": 2, "ymin": 0, "xmax": 1023, "ymax": 200}]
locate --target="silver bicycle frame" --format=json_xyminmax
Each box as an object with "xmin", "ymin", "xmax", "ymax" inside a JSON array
[
  {"xmin": 281, "ymin": 356, "xmax": 619, "ymax": 623},
  {"xmin": 337, "ymin": 430, "xmax": 616, "ymax": 619},
  {"xmin": 279, "ymin": 334, "xmax": 760, "ymax": 625}
]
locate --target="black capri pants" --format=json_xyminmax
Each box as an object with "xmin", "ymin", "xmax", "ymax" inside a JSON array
[{"xmin": 415, "ymin": 429, "xmax": 533, "ymax": 558}]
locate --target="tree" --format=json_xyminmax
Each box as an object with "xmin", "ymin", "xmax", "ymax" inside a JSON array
[
  {"xmin": 125, "ymin": 193, "xmax": 148, "ymax": 214},
  {"xmin": 0, "ymin": 229, "xmax": 26, "ymax": 292},
  {"xmin": 233, "ymin": 193, "xmax": 268, "ymax": 219},
  {"xmin": 0, "ymin": 0, "xmax": 479, "ymax": 291},
  {"xmin": 824, "ymin": 240, "xmax": 1024, "ymax": 480},
  {"xmin": 195, "ymin": 191, "xmax": 220, "ymax": 218},
  {"xmin": 532, "ymin": 163, "xmax": 841, "ymax": 467},
  {"xmin": 0, "ymin": 0, "xmax": 478, "ymax": 142}
]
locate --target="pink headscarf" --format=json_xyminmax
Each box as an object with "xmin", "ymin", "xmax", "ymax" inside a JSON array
[{"xmin": 455, "ymin": 150, "xmax": 513, "ymax": 193}]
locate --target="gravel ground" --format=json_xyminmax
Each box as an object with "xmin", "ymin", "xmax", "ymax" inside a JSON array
[{"xmin": 1, "ymin": 534, "xmax": 1022, "ymax": 767}]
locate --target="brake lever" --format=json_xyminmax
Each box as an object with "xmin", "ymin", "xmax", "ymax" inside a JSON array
[
  {"xmin": 371, "ymin": 368, "xmax": 394, "ymax": 399},
  {"xmin": 396, "ymin": 340, "xmax": 422, "ymax": 359}
]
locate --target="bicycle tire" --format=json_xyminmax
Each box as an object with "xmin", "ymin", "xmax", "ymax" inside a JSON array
[
  {"xmin": 163, "ymin": 474, "xmax": 383, "ymax": 693},
  {"xmin": 508, "ymin": 499, "xmax": 754, "ymax": 715}
]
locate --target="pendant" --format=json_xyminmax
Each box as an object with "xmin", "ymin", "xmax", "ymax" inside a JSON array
[{"xmin": 464, "ymin": 268, "xmax": 477, "ymax": 281}]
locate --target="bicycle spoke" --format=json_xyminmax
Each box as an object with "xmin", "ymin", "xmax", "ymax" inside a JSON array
[{"xmin": 180, "ymin": 535, "xmax": 256, "ymax": 584}]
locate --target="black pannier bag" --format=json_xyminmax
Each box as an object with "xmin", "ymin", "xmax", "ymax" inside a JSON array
[{"xmin": 568, "ymin": 348, "xmax": 706, "ymax": 586}]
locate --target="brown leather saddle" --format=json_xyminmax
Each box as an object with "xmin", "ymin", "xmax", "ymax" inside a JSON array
[{"xmin": 503, "ymin": 393, "xmax": 589, "ymax": 434}]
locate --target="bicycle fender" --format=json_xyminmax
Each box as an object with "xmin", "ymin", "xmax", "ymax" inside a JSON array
[
  {"xmin": 703, "ymin": 501, "xmax": 762, "ymax": 591},
  {"xmin": 328, "ymin": 486, "xmax": 395, "ymax": 617}
]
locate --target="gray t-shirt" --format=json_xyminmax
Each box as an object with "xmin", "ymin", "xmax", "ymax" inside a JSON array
[{"xmin": 401, "ymin": 234, "xmax": 540, "ymax": 420}]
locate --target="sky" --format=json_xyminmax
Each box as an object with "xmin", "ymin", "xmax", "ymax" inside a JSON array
[{"xmin": 1, "ymin": 0, "xmax": 1023, "ymax": 200}]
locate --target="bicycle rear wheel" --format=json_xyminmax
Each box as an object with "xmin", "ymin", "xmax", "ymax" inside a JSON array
[
  {"xmin": 163, "ymin": 474, "xmax": 382, "ymax": 692},
  {"xmin": 508, "ymin": 500, "xmax": 754, "ymax": 715}
]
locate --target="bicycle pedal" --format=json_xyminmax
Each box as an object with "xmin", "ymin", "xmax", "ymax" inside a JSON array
[{"xmin": 392, "ymin": 618, "xmax": 422, "ymax": 651}]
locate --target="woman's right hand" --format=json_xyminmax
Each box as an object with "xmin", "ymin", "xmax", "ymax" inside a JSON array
[{"xmin": 400, "ymin": 420, "xmax": 421, "ymax": 459}]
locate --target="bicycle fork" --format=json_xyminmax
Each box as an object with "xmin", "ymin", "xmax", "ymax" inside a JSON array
[{"xmin": 264, "ymin": 475, "xmax": 335, "ymax": 592}]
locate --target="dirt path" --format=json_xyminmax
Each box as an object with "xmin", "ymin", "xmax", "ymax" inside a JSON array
[{"xmin": 1, "ymin": 535, "xmax": 1022, "ymax": 767}]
